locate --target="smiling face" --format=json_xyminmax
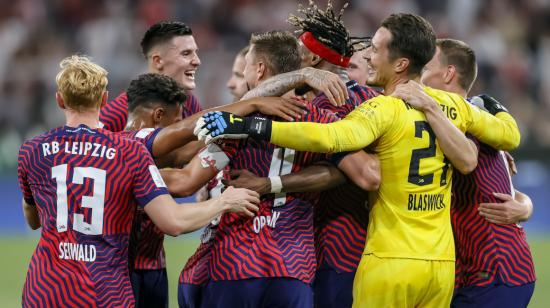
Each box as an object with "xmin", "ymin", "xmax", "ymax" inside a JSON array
[
  {"xmin": 365, "ymin": 27, "xmax": 396, "ymax": 89},
  {"xmin": 156, "ymin": 35, "xmax": 201, "ymax": 90}
]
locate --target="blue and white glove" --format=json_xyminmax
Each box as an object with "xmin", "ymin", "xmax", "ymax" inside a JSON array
[
  {"xmin": 470, "ymin": 94, "xmax": 509, "ymax": 115},
  {"xmin": 194, "ymin": 111, "xmax": 272, "ymax": 144}
]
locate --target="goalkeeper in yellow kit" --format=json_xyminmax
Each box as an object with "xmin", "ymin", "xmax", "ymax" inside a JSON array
[{"xmin": 195, "ymin": 13, "xmax": 520, "ymax": 308}]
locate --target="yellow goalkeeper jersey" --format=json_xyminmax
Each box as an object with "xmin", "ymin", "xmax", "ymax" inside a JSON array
[{"xmin": 270, "ymin": 87, "xmax": 520, "ymax": 261}]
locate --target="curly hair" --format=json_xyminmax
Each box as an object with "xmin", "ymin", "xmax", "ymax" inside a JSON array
[
  {"xmin": 127, "ymin": 73, "xmax": 187, "ymax": 112},
  {"xmin": 288, "ymin": 0, "xmax": 364, "ymax": 58}
]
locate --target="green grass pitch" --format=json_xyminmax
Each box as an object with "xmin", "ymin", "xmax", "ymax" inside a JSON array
[{"xmin": 1, "ymin": 236, "xmax": 548, "ymax": 307}]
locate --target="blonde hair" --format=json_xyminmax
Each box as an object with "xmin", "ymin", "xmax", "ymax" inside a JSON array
[{"xmin": 55, "ymin": 55, "xmax": 108, "ymax": 111}]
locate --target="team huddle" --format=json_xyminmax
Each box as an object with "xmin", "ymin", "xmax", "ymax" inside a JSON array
[{"xmin": 17, "ymin": 1, "xmax": 536, "ymax": 307}]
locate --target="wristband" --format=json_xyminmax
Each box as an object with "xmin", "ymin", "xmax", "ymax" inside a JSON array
[{"xmin": 269, "ymin": 176, "xmax": 283, "ymax": 193}]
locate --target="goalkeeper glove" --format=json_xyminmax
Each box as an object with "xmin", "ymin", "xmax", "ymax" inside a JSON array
[
  {"xmin": 194, "ymin": 111, "xmax": 272, "ymax": 144},
  {"xmin": 470, "ymin": 94, "xmax": 509, "ymax": 115}
]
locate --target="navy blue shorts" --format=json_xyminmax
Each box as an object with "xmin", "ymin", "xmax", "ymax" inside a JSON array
[
  {"xmin": 201, "ymin": 277, "xmax": 313, "ymax": 308},
  {"xmin": 313, "ymin": 267, "xmax": 355, "ymax": 308},
  {"xmin": 178, "ymin": 282, "xmax": 203, "ymax": 308},
  {"xmin": 452, "ymin": 280, "xmax": 535, "ymax": 308},
  {"xmin": 130, "ymin": 269, "xmax": 168, "ymax": 308}
]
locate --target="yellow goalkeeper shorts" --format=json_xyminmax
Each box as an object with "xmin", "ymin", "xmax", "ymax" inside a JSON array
[{"xmin": 352, "ymin": 254, "xmax": 454, "ymax": 308}]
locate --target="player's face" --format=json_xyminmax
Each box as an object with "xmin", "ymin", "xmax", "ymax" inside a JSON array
[
  {"xmin": 298, "ymin": 41, "xmax": 316, "ymax": 68},
  {"xmin": 226, "ymin": 54, "xmax": 247, "ymax": 101},
  {"xmin": 365, "ymin": 27, "xmax": 394, "ymax": 88},
  {"xmin": 347, "ymin": 49, "xmax": 370, "ymax": 85},
  {"xmin": 158, "ymin": 104, "xmax": 183, "ymax": 128},
  {"xmin": 158, "ymin": 35, "xmax": 201, "ymax": 91},
  {"xmin": 243, "ymin": 47, "xmax": 260, "ymax": 90},
  {"xmin": 420, "ymin": 47, "xmax": 447, "ymax": 90}
]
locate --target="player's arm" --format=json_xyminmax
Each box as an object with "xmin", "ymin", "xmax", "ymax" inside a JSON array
[
  {"xmin": 151, "ymin": 97, "xmax": 306, "ymax": 158},
  {"xmin": 478, "ymin": 190, "xmax": 533, "ymax": 224},
  {"xmin": 22, "ymin": 199, "xmax": 40, "ymax": 230},
  {"xmin": 195, "ymin": 97, "xmax": 396, "ymax": 153},
  {"xmin": 143, "ymin": 187, "xmax": 259, "ymax": 236},
  {"xmin": 392, "ymin": 81, "xmax": 478, "ymax": 174},
  {"xmin": 160, "ymin": 143, "xmax": 230, "ymax": 197},
  {"xmin": 464, "ymin": 95, "xmax": 521, "ymax": 151},
  {"xmin": 335, "ymin": 150, "xmax": 381, "ymax": 191},
  {"xmin": 242, "ymin": 67, "xmax": 349, "ymax": 106},
  {"xmin": 155, "ymin": 141, "xmax": 204, "ymax": 168},
  {"xmin": 224, "ymin": 163, "xmax": 346, "ymax": 195}
]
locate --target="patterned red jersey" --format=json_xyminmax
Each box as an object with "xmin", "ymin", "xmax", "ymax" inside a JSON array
[
  {"xmin": 179, "ymin": 171, "xmax": 224, "ymax": 286},
  {"xmin": 17, "ymin": 124, "xmax": 169, "ymax": 307},
  {"xmin": 119, "ymin": 128, "xmax": 167, "ymax": 270},
  {"xmin": 205, "ymin": 101, "xmax": 338, "ymax": 284},
  {"xmin": 99, "ymin": 91, "xmax": 202, "ymax": 132},
  {"xmin": 313, "ymin": 81, "xmax": 379, "ymax": 272},
  {"xmin": 451, "ymin": 137, "xmax": 536, "ymax": 288}
]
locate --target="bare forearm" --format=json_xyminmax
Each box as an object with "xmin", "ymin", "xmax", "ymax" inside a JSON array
[
  {"xmin": 170, "ymin": 198, "xmax": 224, "ymax": 234},
  {"xmin": 424, "ymin": 102, "xmax": 478, "ymax": 174},
  {"xmin": 280, "ymin": 164, "xmax": 345, "ymax": 193},
  {"xmin": 242, "ymin": 70, "xmax": 305, "ymax": 99}
]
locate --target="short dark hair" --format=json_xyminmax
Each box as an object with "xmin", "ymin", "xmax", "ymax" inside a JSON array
[
  {"xmin": 140, "ymin": 21, "xmax": 193, "ymax": 57},
  {"xmin": 249, "ymin": 31, "xmax": 301, "ymax": 75},
  {"xmin": 436, "ymin": 38, "xmax": 478, "ymax": 92},
  {"xmin": 127, "ymin": 73, "xmax": 187, "ymax": 112},
  {"xmin": 381, "ymin": 13, "xmax": 436, "ymax": 76}
]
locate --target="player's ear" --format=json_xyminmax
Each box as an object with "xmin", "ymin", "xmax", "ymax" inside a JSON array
[
  {"xmin": 153, "ymin": 107, "xmax": 165, "ymax": 125},
  {"xmin": 100, "ymin": 91, "xmax": 108, "ymax": 108},
  {"xmin": 311, "ymin": 54, "xmax": 322, "ymax": 67},
  {"xmin": 443, "ymin": 65, "xmax": 456, "ymax": 84},
  {"xmin": 151, "ymin": 52, "xmax": 163, "ymax": 71},
  {"xmin": 257, "ymin": 61, "xmax": 266, "ymax": 80},
  {"xmin": 56, "ymin": 92, "xmax": 66, "ymax": 109},
  {"xmin": 394, "ymin": 57, "xmax": 409, "ymax": 74}
]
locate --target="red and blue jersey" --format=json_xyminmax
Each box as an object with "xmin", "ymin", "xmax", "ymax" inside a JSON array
[
  {"xmin": 119, "ymin": 128, "xmax": 167, "ymax": 271},
  {"xmin": 17, "ymin": 124, "xmax": 168, "ymax": 307},
  {"xmin": 206, "ymin": 101, "xmax": 338, "ymax": 284},
  {"xmin": 451, "ymin": 137, "xmax": 536, "ymax": 288},
  {"xmin": 99, "ymin": 91, "xmax": 202, "ymax": 132},
  {"xmin": 312, "ymin": 81, "xmax": 379, "ymax": 273},
  {"xmin": 179, "ymin": 171, "xmax": 225, "ymax": 286}
]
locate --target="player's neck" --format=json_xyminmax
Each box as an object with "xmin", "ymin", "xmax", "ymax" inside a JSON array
[
  {"xmin": 65, "ymin": 109, "xmax": 102, "ymax": 129},
  {"xmin": 383, "ymin": 74, "xmax": 414, "ymax": 95},
  {"xmin": 447, "ymin": 84, "xmax": 468, "ymax": 98}
]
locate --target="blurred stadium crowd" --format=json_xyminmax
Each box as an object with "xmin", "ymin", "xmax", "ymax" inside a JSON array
[{"xmin": 0, "ymin": 0, "xmax": 549, "ymax": 170}]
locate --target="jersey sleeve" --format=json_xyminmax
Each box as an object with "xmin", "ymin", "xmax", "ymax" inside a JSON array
[
  {"xmin": 270, "ymin": 96, "xmax": 398, "ymax": 153},
  {"xmin": 99, "ymin": 93, "xmax": 128, "ymax": 132},
  {"xmin": 17, "ymin": 143, "xmax": 35, "ymax": 205},
  {"xmin": 131, "ymin": 128, "xmax": 163, "ymax": 156},
  {"xmin": 183, "ymin": 93, "xmax": 203, "ymax": 118},
  {"xmin": 460, "ymin": 102, "xmax": 521, "ymax": 151},
  {"xmin": 128, "ymin": 142, "xmax": 170, "ymax": 207}
]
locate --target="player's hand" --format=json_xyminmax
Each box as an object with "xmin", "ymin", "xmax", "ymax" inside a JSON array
[
  {"xmin": 504, "ymin": 152, "xmax": 517, "ymax": 176},
  {"xmin": 469, "ymin": 94, "xmax": 509, "ymax": 115},
  {"xmin": 222, "ymin": 169, "xmax": 270, "ymax": 195},
  {"xmin": 254, "ymin": 97, "xmax": 307, "ymax": 121},
  {"xmin": 219, "ymin": 186, "xmax": 260, "ymax": 217},
  {"xmin": 478, "ymin": 192, "xmax": 528, "ymax": 225},
  {"xmin": 392, "ymin": 80, "xmax": 436, "ymax": 111},
  {"xmin": 301, "ymin": 67, "xmax": 348, "ymax": 106},
  {"xmin": 193, "ymin": 111, "xmax": 272, "ymax": 144}
]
